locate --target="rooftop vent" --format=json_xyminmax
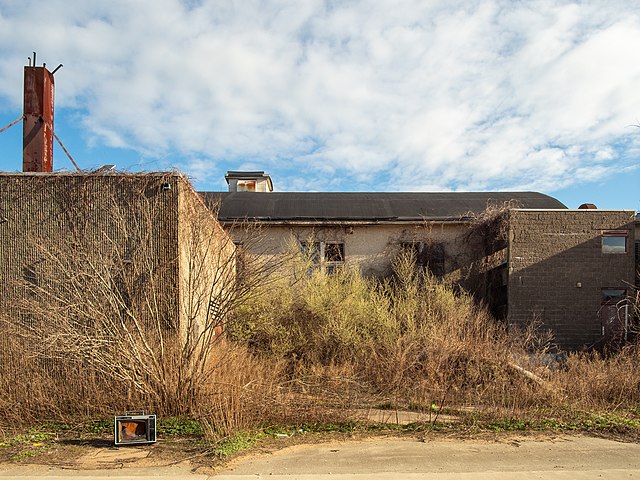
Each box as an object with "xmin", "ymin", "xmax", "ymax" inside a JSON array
[{"xmin": 225, "ymin": 171, "xmax": 273, "ymax": 192}]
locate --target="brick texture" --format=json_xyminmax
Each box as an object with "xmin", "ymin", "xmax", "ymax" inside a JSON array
[{"xmin": 508, "ymin": 210, "xmax": 636, "ymax": 350}]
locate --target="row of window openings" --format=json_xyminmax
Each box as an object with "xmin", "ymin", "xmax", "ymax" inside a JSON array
[
  {"xmin": 300, "ymin": 235, "xmax": 635, "ymax": 274},
  {"xmin": 302, "ymin": 236, "xmax": 631, "ymax": 259},
  {"xmin": 299, "ymin": 241, "xmax": 445, "ymax": 277}
]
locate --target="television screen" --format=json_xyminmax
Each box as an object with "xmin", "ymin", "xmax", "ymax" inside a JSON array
[{"xmin": 114, "ymin": 414, "xmax": 156, "ymax": 446}]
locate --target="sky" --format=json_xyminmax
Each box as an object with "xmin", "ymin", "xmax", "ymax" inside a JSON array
[{"xmin": 0, "ymin": 0, "xmax": 639, "ymax": 211}]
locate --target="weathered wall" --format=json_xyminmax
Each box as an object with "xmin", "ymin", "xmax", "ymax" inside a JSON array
[
  {"xmin": 508, "ymin": 209, "xmax": 636, "ymax": 350},
  {"xmin": 0, "ymin": 173, "xmax": 181, "ymax": 329},
  {"xmin": 178, "ymin": 180, "xmax": 235, "ymax": 342},
  {"xmin": 224, "ymin": 221, "xmax": 476, "ymax": 278}
]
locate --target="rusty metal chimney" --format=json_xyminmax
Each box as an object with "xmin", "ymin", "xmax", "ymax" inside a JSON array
[{"xmin": 23, "ymin": 58, "xmax": 55, "ymax": 172}]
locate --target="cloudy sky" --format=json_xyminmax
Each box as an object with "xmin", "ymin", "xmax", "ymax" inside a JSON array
[{"xmin": 0, "ymin": 0, "xmax": 639, "ymax": 209}]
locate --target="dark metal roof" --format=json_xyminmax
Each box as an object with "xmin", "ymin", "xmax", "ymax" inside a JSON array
[
  {"xmin": 200, "ymin": 191, "xmax": 567, "ymax": 223},
  {"xmin": 225, "ymin": 170, "xmax": 268, "ymax": 178}
]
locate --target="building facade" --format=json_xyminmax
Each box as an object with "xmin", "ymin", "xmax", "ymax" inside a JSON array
[
  {"xmin": 206, "ymin": 171, "xmax": 638, "ymax": 351},
  {"xmin": 508, "ymin": 209, "xmax": 636, "ymax": 350},
  {"xmin": 0, "ymin": 172, "xmax": 234, "ymax": 342}
]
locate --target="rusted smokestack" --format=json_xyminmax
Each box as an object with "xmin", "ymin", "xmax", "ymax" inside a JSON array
[{"xmin": 23, "ymin": 64, "xmax": 54, "ymax": 172}]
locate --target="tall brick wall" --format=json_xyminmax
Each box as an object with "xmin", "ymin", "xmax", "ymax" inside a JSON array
[
  {"xmin": 0, "ymin": 173, "xmax": 181, "ymax": 330},
  {"xmin": 508, "ymin": 210, "xmax": 636, "ymax": 350}
]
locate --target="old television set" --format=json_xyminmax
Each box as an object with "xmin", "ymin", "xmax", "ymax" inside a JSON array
[{"xmin": 114, "ymin": 413, "xmax": 156, "ymax": 446}]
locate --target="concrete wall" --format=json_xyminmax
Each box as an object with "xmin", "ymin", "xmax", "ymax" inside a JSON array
[
  {"xmin": 222, "ymin": 207, "xmax": 638, "ymax": 351},
  {"xmin": 178, "ymin": 180, "xmax": 235, "ymax": 342},
  {"xmin": 226, "ymin": 221, "xmax": 476, "ymax": 278},
  {"xmin": 226, "ymin": 220, "xmax": 509, "ymax": 321},
  {"xmin": 507, "ymin": 209, "xmax": 636, "ymax": 350}
]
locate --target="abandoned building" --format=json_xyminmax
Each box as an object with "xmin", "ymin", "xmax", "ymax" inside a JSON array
[
  {"xmin": 204, "ymin": 171, "xmax": 638, "ymax": 351},
  {"xmin": 0, "ymin": 62, "xmax": 235, "ymax": 344},
  {"xmin": 0, "ymin": 171, "xmax": 235, "ymax": 341},
  {"xmin": 1, "ymin": 62, "xmax": 638, "ymax": 353}
]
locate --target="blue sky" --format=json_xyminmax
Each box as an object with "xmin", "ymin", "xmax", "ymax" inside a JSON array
[{"xmin": 0, "ymin": 0, "xmax": 639, "ymax": 211}]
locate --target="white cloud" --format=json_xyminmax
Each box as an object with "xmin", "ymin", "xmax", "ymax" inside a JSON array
[{"xmin": 0, "ymin": 0, "xmax": 639, "ymax": 193}]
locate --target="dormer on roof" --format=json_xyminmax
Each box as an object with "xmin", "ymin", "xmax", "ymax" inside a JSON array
[{"xmin": 225, "ymin": 171, "xmax": 273, "ymax": 192}]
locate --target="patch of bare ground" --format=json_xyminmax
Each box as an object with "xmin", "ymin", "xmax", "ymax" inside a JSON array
[{"xmin": 3, "ymin": 420, "xmax": 640, "ymax": 477}]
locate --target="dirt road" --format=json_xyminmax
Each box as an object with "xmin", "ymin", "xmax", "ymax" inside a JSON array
[{"xmin": 1, "ymin": 435, "xmax": 640, "ymax": 479}]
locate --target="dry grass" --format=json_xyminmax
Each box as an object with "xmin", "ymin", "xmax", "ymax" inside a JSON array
[
  {"xmin": 230, "ymin": 248, "xmax": 556, "ymax": 413},
  {"xmin": 554, "ymin": 347, "xmax": 640, "ymax": 410},
  {"xmin": 0, "ymin": 196, "xmax": 639, "ymax": 436}
]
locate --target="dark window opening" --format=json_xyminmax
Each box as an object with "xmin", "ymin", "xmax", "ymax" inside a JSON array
[
  {"xmin": 300, "ymin": 241, "xmax": 321, "ymax": 264},
  {"xmin": 401, "ymin": 242, "xmax": 445, "ymax": 278},
  {"xmin": 300, "ymin": 241, "xmax": 344, "ymax": 274},
  {"xmin": 426, "ymin": 243, "xmax": 445, "ymax": 278},
  {"xmin": 324, "ymin": 243, "xmax": 344, "ymax": 262},
  {"xmin": 602, "ymin": 289, "xmax": 626, "ymax": 303}
]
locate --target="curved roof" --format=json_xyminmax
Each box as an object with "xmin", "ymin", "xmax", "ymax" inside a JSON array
[{"xmin": 201, "ymin": 191, "xmax": 566, "ymax": 223}]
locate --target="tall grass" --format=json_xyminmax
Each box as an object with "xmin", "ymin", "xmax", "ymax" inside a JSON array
[
  {"xmin": 230, "ymin": 249, "xmax": 548, "ymax": 410},
  {"xmin": 1, "ymin": 245, "xmax": 639, "ymax": 436}
]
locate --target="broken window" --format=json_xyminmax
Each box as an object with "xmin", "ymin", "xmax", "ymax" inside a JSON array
[
  {"xmin": 324, "ymin": 242, "xmax": 344, "ymax": 274},
  {"xmin": 324, "ymin": 243, "xmax": 344, "ymax": 262},
  {"xmin": 602, "ymin": 231, "xmax": 627, "ymax": 254},
  {"xmin": 400, "ymin": 242, "xmax": 445, "ymax": 278},
  {"xmin": 300, "ymin": 241, "xmax": 344, "ymax": 274}
]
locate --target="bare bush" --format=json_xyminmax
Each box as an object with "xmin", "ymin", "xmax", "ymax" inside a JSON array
[{"xmin": 1, "ymin": 174, "xmax": 277, "ymax": 418}]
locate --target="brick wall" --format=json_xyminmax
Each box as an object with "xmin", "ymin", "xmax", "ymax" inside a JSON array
[
  {"xmin": 508, "ymin": 210, "xmax": 636, "ymax": 350},
  {"xmin": 0, "ymin": 173, "xmax": 181, "ymax": 330}
]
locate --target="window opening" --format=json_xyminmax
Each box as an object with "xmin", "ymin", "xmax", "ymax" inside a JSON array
[
  {"xmin": 300, "ymin": 241, "xmax": 344, "ymax": 274},
  {"xmin": 237, "ymin": 180, "xmax": 256, "ymax": 192},
  {"xmin": 324, "ymin": 242, "xmax": 344, "ymax": 275},
  {"xmin": 324, "ymin": 243, "xmax": 344, "ymax": 262},
  {"xmin": 601, "ymin": 289, "xmax": 626, "ymax": 303},
  {"xmin": 400, "ymin": 241, "xmax": 445, "ymax": 278},
  {"xmin": 300, "ymin": 241, "xmax": 321, "ymax": 264},
  {"xmin": 602, "ymin": 231, "xmax": 627, "ymax": 254}
]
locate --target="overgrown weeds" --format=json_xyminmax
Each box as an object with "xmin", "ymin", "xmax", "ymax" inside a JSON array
[
  {"xmin": 230, "ymin": 248, "xmax": 546, "ymax": 411},
  {"xmin": 2, "ymin": 203, "xmax": 640, "ymax": 444}
]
